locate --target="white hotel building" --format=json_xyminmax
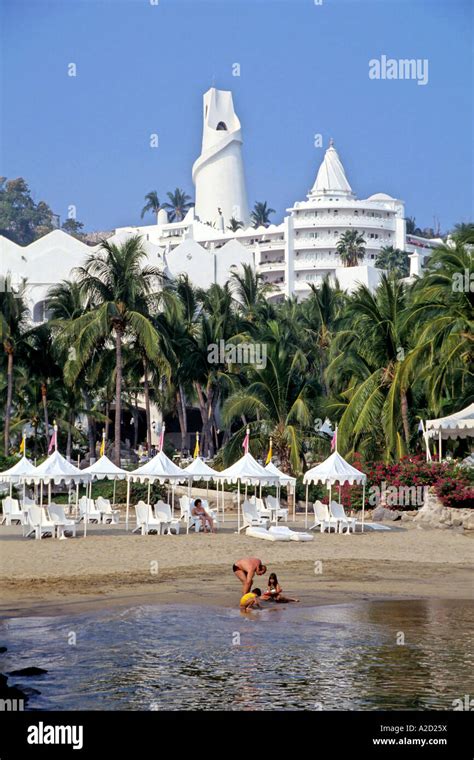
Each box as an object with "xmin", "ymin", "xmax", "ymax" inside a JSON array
[{"xmin": 1, "ymin": 87, "xmax": 441, "ymax": 321}]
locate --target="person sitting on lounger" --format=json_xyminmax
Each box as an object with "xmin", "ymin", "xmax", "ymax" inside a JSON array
[
  {"xmin": 261, "ymin": 572, "xmax": 299, "ymax": 603},
  {"xmin": 191, "ymin": 498, "xmax": 215, "ymax": 533},
  {"xmin": 233, "ymin": 557, "xmax": 267, "ymax": 595},
  {"xmin": 240, "ymin": 588, "xmax": 262, "ymax": 612}
]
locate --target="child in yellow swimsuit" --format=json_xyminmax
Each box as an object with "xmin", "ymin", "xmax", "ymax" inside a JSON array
[{"xmin": 240, "ymin": 588, "xmax": 262, "ymax": 611}]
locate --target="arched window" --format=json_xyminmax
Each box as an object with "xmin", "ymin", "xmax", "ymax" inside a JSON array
[{"xmin": 216, "ymin": 121, "xmax": 227, "ymax": 131}]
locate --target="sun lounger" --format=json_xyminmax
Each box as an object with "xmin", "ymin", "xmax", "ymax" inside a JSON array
[
  {"xmin": 48, "ymin": 504, "xmax": 78, "ymax": 538},
  {"xmin": 268, "ymin": 526, "xmax": 313, "ymax": 542},
  {"xmin": 133, "ymin": 501, "xmax": 161, "ymax": 535},
  {"xmin": 96, "ymin": 496, "xmax": 120, "ymax": 525},
  {"xmin": 330, "ymin": 501, "xmax": 356, "ymax": 534},
  {"xmin": 24, "ymin": 505, "xmax": 56, "ymax": 539},
  {"xmin": 78, "ymin": 496, "xmax": 102, "ymax": 524},
  {"xmin": 242, "ymin": 500, "xmax": 270, "ymax": 530},
  {"xmin": 310, "ymin": 501, "xmax": 339, "ymax": 533},
  {"xmin": 154, "ymin": 501, "xmax": 180, "ymax": 535},
  {"xmin": 1, "ymin": 496, "xmax": 23, "ymax": 526}
]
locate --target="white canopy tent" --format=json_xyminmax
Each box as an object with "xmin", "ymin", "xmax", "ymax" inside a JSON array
[
  {"xmin": 219, "ymin": 452, "xmax": 279, "ymax": 532},
  {"xmin": 125, "ymin": 449, "xmax": 188, "ymax": 529},
  {"xmin": 82, "ymin": 454, "xmax": 128, "ymax": 505},
  {"xmin": 425, "ymin": 403, "xmax": 474, "ymax": 461},
  {"xmin": 25, "ymin": 450, "xmax": 91, "ymax": 539},
  {"xmin": 303, "ymin": 450, "xmax": 367, "ymax": 531},
  {"xmin": 264, "ymin": 461, "xmax": 297, "ymax": 521},
  {"xmin": 0, "ymin": 456, "xmax": 38, "ymax": 499},
  {"xmin": 182, "ymin": 456, "xmax": 226, "ymax": 520}
]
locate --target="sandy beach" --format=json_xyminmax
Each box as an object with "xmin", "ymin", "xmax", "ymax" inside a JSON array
[{"xmin": 1, "ymin": 519, "xmax": 473, "ymax": 618}]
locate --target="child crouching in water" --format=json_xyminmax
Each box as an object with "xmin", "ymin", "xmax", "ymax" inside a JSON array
[
  {"xmin": 240, "ymin": 588, "xmax": 262, "ymax": 611},
  {"xmin": 261, "ymin": 573, "xmax": 299, "ymax": 603}
]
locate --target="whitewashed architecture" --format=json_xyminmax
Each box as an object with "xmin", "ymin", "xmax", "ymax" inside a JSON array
[{"xmin": 1, "ymin": 86, "xmax": 443, "ymax": 323}]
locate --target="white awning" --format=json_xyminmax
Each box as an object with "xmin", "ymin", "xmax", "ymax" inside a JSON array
[
  {"xmin": 183, "ymin": 457, "xmax": 221, "ymax": 482},
  {"xmin": 29, "ymin": 450, "xmax": 91, "ymax": 485},
  {"xmin": 0, "ymin": 456, "xmax": 38, "ymax": 483},
  {"xmin": 425, "ymin": 403, "xmax": 474, "ymax": 440},
  {"xmin": 303, "ymin": 451, "xmax": 366, "ymax": 486},
  {"xmin": 264, "ymin": 461, "xmax": 296, "ymax": 487},
  {"xmin": 81, "ymin": 455, "xmax": 128, "ymax": 480},
  {"xmin": 128, "ymin": 449, "xmax": 188, "ymax": 484},
  {"xmin": 219, "ymin": 452, "xmax": 279, "ymax": 485}
]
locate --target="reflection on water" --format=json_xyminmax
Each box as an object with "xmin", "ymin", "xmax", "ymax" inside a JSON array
[{"xmin": 1, "ymin": 599, "xmax": 473, "ymax": 711}]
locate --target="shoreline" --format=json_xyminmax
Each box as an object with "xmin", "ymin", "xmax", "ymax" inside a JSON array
[{"xmin": 1, "ymin": 522, "xmax": 473, "ymax": 619}]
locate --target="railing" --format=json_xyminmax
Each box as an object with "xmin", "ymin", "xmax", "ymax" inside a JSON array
[{"xmin": 293, "ymin": 215, "xmax": 395, "ymax": 229}]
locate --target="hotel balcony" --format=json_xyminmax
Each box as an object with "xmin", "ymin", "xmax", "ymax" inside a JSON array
[
  {"xmin": 293, "ymin": 215, "xmax": 395, "ymax": 230},
  {"xmin": 258, "ymin": 259, "xmax": 285, "ymax": 271},
  {"xmin": 293, "ymin": 236, "xmax": 392, "ymax": 250}
]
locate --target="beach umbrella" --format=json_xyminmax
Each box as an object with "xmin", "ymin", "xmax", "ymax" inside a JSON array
[
  {"xmin": 303, "ymin": 449, "xmax": 366, "ymax": 530},
  {"xmin": 424, "ymin": 403, "xmax": 474, "ymax": 461},
  {"xmin": 219, "ymin": 436, "xmax": 279, "ymax": 532},
  {"xmin": 82, "ymin": 454, "xmax": 128, "ymax": 505},
  {"xmin": 125, "ymin": 447, "xmax": 188, "ymax": 529}
]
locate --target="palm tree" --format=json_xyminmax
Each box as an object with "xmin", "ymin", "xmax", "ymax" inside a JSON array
[
  {"xmin": 227, "ymin": 217, "xmax": 244, "ymax": 232},
  {"xmin": 404, "ymin": 243, "xmax": 474, "ymax": 413},
  {"xmin": 336, "ymin": 230, "xmax": 366, "ymax": 267},
  {"xmin": 451, "ymin": 222, "xmax": 474, "ymax": 246},
  {"xmin": 222, "ymin": 325, "xmax": 317, "ymax": 473},
  {"xmin": 0, "ymin": 277, "xmax": 29, "ymax": 455},
  {"xmin": 163, "ymin": 189, "xmax": 193, "ymax": 222},
  {"xmin": 141, "ymin": 191, "xmax": 161, "ymax": 223},
  {"xmin": 250, "ymin": 201, "xmax": 275, "ymax": 229},
  {"xmin": 64, "ymin": 236, "xmax": 162, "ymax": 464},
  {"xmin": 327, "ymin": 275, "xmax": 413, "ymax": 460},
  {"xmin": 375, "ymin": 246, "xmax": 409, "ymax": 278},
  {"xmin": 230, "ymin": 264, "xmax": 273, "ymax": 324}
]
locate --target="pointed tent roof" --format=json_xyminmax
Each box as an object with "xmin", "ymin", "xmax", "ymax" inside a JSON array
[
  {"xmin": 128, "ymin": 449, "xmax": 188, "ymax": 484},
  {"xmin": 183, "ymin": 457, "xmax": 220, "ymax": 482},
  {"xmin": 264, "ymin": 461, "xmax": 296, "ymax": 487},
  {"xmin": 303, "ymin": 451, "xmax": 366, "ymax": 486},
  {"xmin": 425, "ymin": 403, "xmax": 474, "ymax": 440},
  {"xmin": 81, "ymin": 455, "xmax": 128, "ymax": 480},
  {"xmin": 309, "ymin": 140, "xmax": 354, "ymax": 198},
  {"xmin": 30, "ymin": 450, "xmax": 91, "ymax": 485},
  {"xmin": 0, "ymin": 456, "xmax": 38, "ymax": 483},
  {"xmin": 219, "ymin": 452, "xmax": 279, "ymax": 485}
]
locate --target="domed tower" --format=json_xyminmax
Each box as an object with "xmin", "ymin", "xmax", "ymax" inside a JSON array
[{"xmin": 192, "ymin": 88, "xmax": 250, "ymax": 228}]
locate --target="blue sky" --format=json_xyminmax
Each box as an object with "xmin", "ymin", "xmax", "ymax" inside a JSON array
[{"xmin": 1, "ymin": 0, "xmax": 472, "ymax": 233}]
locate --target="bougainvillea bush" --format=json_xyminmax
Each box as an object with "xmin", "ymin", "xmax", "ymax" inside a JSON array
[{"xmin": 326, "ymin": 455, "xmax": 474, "ymax": 512}]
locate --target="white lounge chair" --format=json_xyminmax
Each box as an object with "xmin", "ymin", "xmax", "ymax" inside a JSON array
[
  {"xmin": 179, "ymin": 495, "xmax": 201, "ymax": 532},
  {"xmin": 78, "ymin": 496, "xmax": 101, "ymax": 524},
  {"xmin": 330, "ymin": 501, "xmax": 356, "ymax": 534},
  {"xmin": 242, "ymin": 500, "xmax": 270, "ymax": 530},
  {"xmin": 269, "ymin": 526, "xmax": 313, "ymax": 542},
  {"xmin": 96, "ymin": 496, "xmax": 120, "ymax": 525},
  {"xmin": 1, "ymin": 497, "xmax": 23, "ymax": 526},
  {"xmin": 310, "ymin": 501, "xmax": 339, "ymax": 533},
  {"xmin": 133, "ymin": 501, "xmax": 161, "ymax": 535},
  {"xmin": 25, "ymin": 505, "xmax": 56, "ymax": 539},
  {"xmin": 250, "ymin": 495, "xmax": 271, "ymax": 518},
  {"xmin": 48, "ymin": 504, "xmax": 78, "ymax": 538},
  {"xmin": 265, "ymin": 494, "xmax": 289, "ymax": 522},
  {"xmin": 154, "ymin": 501, "xmax": 180, "ymax": 535}
]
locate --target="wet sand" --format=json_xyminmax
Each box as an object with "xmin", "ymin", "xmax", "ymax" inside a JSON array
[{"xmin": 1, "ymin": 520, "xmax": 473, "ymax": 618}]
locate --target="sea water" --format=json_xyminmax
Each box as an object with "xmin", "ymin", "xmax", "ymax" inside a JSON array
[{"xmin": 1, "ymin": 599, "xmax": 473, "ymax": 711}]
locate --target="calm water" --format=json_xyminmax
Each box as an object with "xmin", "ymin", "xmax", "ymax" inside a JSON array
[{"xmin": 1, "ymin": 599, "xmax": 473, "ymax": 711}]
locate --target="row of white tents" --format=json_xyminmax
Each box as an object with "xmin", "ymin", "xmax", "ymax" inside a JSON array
[{"xmin": 2, "ymin": 404, "xmax": 472, "ymax": 537}]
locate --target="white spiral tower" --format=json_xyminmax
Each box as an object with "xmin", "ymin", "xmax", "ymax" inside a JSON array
[{"xmin": 192, "ymin": 88, "xmax": 250, "ymax": 228}]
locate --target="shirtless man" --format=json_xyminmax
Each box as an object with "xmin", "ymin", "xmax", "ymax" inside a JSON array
[{"xmin": 233, "ymin": 557, "xmax": 267, "ymax": 595}]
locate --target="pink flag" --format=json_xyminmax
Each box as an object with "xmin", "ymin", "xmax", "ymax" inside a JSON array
[
  {"xmin": 159, "ymin": 426, "xmax": 165, "ymax": 451},
  {"xmin": 48, "ymin": 428, "xmax": 57, "ymax": 454},
  {"xmin": 242, "ymin": 429, "xmax": 249, "ymax": 454},
  {"xmin": 330, "ymin": 429, "xmax": 337, "ymax": 452}
]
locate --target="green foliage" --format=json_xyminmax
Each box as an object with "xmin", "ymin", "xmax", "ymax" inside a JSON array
[{"xmin": 0, "ymin": 177, "xmax": 55, "ymax": 245}]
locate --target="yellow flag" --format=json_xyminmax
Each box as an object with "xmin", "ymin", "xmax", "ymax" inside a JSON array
[
  {"xmin": 265, "ymin": 439, "xmax": 272, "ymax": 465},
  {"xmin": 193, "ymin": 434, "xmax": 200, "ymax": 458},
  {"xmin": 99, "ymin": 436, "xmax": 105, "ymax": 457},
  {"xmin": 19, "ymin": 437, "xmax": 25, "ymax": 455}
]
